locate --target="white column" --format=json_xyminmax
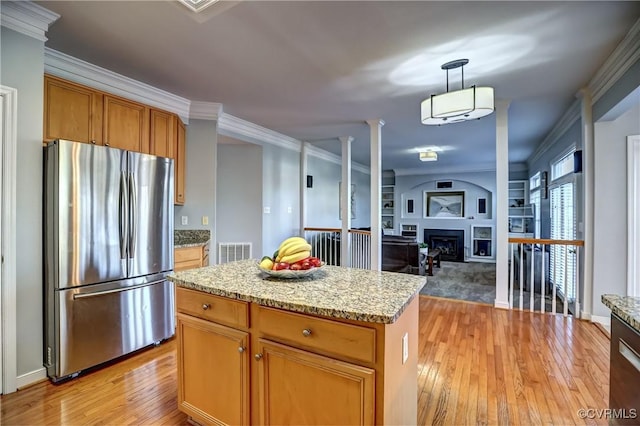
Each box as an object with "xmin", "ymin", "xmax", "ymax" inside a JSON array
[
  {"xmin": 367, "ymin": 119, "xmax": 384, "ymax": 271},
  {"xmin": 577, "ymin": 88, "xmax": 593, "ymax": 320},
  {"xmin": 494, "ymin": 100, "xmax": 511, "ymax": 309},
  {"xmin": 300, "ymin": 142, "xmax": 308, "ymax": 235},
  {"xmin": 339, "ymin": 136, "xmax": 353, "ymax": 267}
]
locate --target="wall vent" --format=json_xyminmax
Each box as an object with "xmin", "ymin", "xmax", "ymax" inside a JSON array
[
  {"xmin": 436, "ymin": 181, "xmax": 453, "ymax": 189},
  {"xmin": 218, "ymin": 242, "xmax": 252, "ymax": 264}
]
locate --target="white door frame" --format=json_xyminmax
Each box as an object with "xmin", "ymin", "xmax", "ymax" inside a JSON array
[
  {"xmin": 1, "ymin": 85, "xmax": 18, "ymax": 394},
  {"xmin": 628, "ymin": 135, "xmax": 640, "ymax": 297}
]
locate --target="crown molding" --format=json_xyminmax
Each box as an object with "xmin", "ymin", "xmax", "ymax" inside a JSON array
[
  {"xmin": 217, "ymin": 113, "xmax": 302, "ymax": 152},
  {"xmin": 394, "ymin": 161, "xmax": 498, "ymax": 176},
  {"xmin": 529, "ymin": 99, "xmax": 581, "ymax": 165},
  {"xmin": 190, "ymin": 101, "xmax": 223, "ymax": 120},
  {"xmin": 0, "ymin": 1, "xmax": 59, "ymax": 41},
  {"xmin": 305, "ymin": 144, "xmax": 370, "ymax": 175},
  {"xmin": 44, "ymin": 48, "xmax": 191, "ymax": 121},
  {"xmin": 588, "ymin": 18, "xmax": 640, "ymax": 103}
]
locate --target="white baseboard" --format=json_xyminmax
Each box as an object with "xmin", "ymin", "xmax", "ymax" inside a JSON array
[
  {"xmin": 16, "ymin": 367, "xmax": 47, "ymax": 389},
  {"xmin": 591, "ymin": 314, "xmax": 611, "ymax": 328},
  {"xmin": 494, "ymin": 300, "xmax": 510, "ymax": 309}
]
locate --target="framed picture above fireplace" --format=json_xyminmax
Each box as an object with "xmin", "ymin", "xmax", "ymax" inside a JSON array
[{"xmin": 425, "ymin": 191, "xmax": 465, "ymax": 218}]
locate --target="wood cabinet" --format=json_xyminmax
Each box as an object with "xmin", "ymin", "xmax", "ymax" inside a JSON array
[
  {"xmin": 103, "ymin": 95, "xmax": 150, "ymax": 153},
  {"xmin": 43, "ymin": 75, "xmax": 103, "ymax": 144},
  {"xmin": 177, "ymin": 291, "xmax": 250, "ymax": 425},
  {"xmin": 44, "ymin": 75, "xmax": 187, "ymax": 204},
  {"xmin": 174, "ymin": 244, "xmax": 209, "ymax": 272},
  {"xmin": 175, "ymin": 119, "xmax": 186, "ymax": 205},
  {"xmin": 150, "ymin": 109, "xmax": 176, "ymax": 159},
  {"xmin": 609, "ymin": 314, "xmax": 640, "ymax": 424},
  {"xmin": 175, "ymin": 286, "xmax": 419, "ymax": 425}
]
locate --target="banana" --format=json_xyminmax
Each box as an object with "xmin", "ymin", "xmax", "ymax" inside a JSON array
[
  {"xmin": 279, "ymin": 250, "xmax": 310, "ymax": 264},
  {"xmin": 278, "ymin": 236, "xmax": 307, "ymax": 252},
  {"xmin": 259, "ymin": 256, "xmax": 274, "ymax": 270},
  {"xmin": 276, "ymin": 243, "xmax": 311, "ymax": 262}
]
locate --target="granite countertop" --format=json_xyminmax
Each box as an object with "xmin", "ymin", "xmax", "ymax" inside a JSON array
[
  {"xmin": 168, "ymin": 259, "xmax": 426, "ymax": 324},
  {"xmin": 602, "ymin": 294, "xmax": 640, "ymax": 333},
  {"xmin": 174, "ymin": 229, "xmax": 210, "ymax": 248}
]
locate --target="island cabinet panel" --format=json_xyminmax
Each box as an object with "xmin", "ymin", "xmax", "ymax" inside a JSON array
[
  {"xmin": 256, "ymin": 305, "xmax": 376, "ymax": 364},
  {"xmin": 103, "ymin": 95, "xmax": 150, "ymax": 153},
  {"xmin": 175, "ymin": 119, "xmax": 186, "ymax": 205},
  {"xmin": 43, "ymin": 75, "xmax": 103, "ymax": 144},
  {"xmin": 174, "ymin": 245, "xmax": 209, "ymax": 272},
  {"xmin": 177, "ymin": 313, "xmax": 250, "ymax": 426},
  {"xmin": 256, "ymin": 339, "xmax": 375, "ymax": 426},
  {"xmin": 150, "ymin": 109, "xmax": 176, "ymax": 159}
]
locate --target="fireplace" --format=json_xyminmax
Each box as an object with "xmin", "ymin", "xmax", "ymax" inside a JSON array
[{"xmin": 424, "ymin": 229, "xmax": 465, "ymax": 262}]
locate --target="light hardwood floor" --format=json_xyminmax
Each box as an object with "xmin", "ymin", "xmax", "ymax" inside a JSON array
[{"xmin": 1, "ymin": 296, "xmax": 610, "ymax": 425}]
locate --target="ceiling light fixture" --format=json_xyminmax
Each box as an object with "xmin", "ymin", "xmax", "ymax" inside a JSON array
[
  {"xmin": 177, "ymin": 0, "xmax": 220, "ymax": 13},
  {"xmin": 421, "ymin": 59, "xmax": 494, "ymax": 125},
  {"xmin": 419, "ymin": 151, "xmax": 438, "ymax": 162}
]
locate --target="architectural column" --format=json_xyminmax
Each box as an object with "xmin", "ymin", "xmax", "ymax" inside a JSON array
[
  {"xmin": 299, "ymin": 141, "xmax": 308, "ymax": 235},
  {"xmin": 494, "ymin": 100, "xmax": 511, "ymax": 309},
  {"xmin": 367, "ymin": 119, "xmax": 385, "ymax": 271},
  {"xmin": 339, "ymin": 136, "xmax": 353, "ymax": 267},
  {"xmin": 577, "ymin": 88, "xmax": 593, "ymax": 320}
]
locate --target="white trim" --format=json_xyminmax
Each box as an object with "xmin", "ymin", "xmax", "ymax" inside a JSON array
[
  {"xmin": 628, "ymin": 135, "xmax": 640, "ymax": 297},
  {"xmin": 15, "ymin": 367, "xmax": 46, "ymax": 390},
  {"xmin": 591, "ymin": 314, "xmax": 611, "ymax": 328},
  {"xmin": 44, "ymin": 48, "xmax": 192, "ymax": 121},
  {"xmin": 0, "ymin": 85, "xmax": 17, "ymax": 394},
  {"xmin": 306, "ymin": 143, "xmax": 370, "ymax": 175},
  {"xmin": 529, "ymin": 101, "xmax": 581, "ymax": 165},
  {"xmin": 588, "ymin": 19, "xmax": 640, "ymax": 103},
  {"xmin": 189, "ymin": 101, "xmax": 223, "ymax": 121},
  {"xmin": 0, "ymin": 1, "xmax": 59, "ymax": 42},
  {"xmin": 494, "ymin": 300, "xmax": 510, "ymax": 310},
  {"xmin": 218, "ymin": 113, "xmax": 301, "ymax": 151}
]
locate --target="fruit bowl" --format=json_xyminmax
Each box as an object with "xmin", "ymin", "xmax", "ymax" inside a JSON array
[{"xmin": 258, "ymin": 263, "xmax": 324, "ymax": 279}]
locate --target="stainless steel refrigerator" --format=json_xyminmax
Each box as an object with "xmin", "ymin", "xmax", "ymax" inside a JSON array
[{"xmin": 44, "ymin": 139, "xmax": 175, "ymax": 382}]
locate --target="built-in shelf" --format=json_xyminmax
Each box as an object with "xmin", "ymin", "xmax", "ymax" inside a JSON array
[
  {"xmin": 382, "ymin": 184, "xmax": 395, "ymax": 232},
  {"xmin": 508, "ymin": 180, "xmax": 534, "ymax": 236},
  {"xmin": 470, "ymin": 224, "xmax": 494, "ymax": 262}
]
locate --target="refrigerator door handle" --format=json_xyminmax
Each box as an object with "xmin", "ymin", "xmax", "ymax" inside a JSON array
[
  {"xmin": 119, "ymin": 171, "xmax": 128, "ymax": 260},
  {"xmin": 128, "ymin": 172, "xmax": 137, "ymax": 259},
  {"xmin": 72, "ymin": 279, "xmax": 166, "ymax": 300}
]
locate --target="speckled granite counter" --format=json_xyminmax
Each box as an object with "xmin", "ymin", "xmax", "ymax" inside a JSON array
[
  {"xmin": 602, "ymin": 294, "xmax": 640, "ymax": 333},
  {"xmin": 174, "ymin": 229, "xmax": 210, "ymax": 248},
  {"xmin": 168, "ymin": 259, "xmax": 426, "ymax": 324}
]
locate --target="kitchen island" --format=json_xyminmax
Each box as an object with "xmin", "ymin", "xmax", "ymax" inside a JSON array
[
  {"xmin": 601, "ymin": 294, "xmax": 640, "ymax": 424},
  {"xmin": 168, "ymin": 259, "xmax": 426, "ymax": 425}
]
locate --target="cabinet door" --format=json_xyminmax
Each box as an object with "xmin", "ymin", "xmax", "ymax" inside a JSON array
[
  {"xmin": 150, "ymin": 109, "xmax": 176, "ymax": 158},
  {"xmin": 43, "ymin": 76, "xmax": 103, "ymax": 144},
  {"xmin": 177, "ymin": 314, "xmax": 249, "ymax": 426},
  {"xmin": 256, "ymin": 339, "xmax": 375, "ymax": 425},
  {"xmin": 175, "ymin": 119, "xmax": 186, "ymax": 205},
  {"xmin": 103, "ymin": 95, "xmax": 149, "ymax": 152}
]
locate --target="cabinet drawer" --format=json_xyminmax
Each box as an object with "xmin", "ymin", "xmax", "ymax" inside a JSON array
[
  {"xmin": 176, "ymin": 287, "xmax": 249, "ymax": 329},
  {"xmin": 175, "ymin": 246, "xmax": 202, "ymax": 263},
  {"xmin": 174, "ymin": 259, "xmax": 202, "ymax": 272},
  {"xmin": 257, "ymin": 306, "xmax": 376, "ymax": 363}
]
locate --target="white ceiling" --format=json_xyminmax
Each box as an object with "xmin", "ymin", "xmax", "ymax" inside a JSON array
[{"xmin": 37, "ymin": 1, "xmax": 640, "ymax": 172}]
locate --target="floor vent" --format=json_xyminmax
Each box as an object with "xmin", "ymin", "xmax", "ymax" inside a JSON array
[{"xmin": 218, "ymin": 242, "xmax": 252, "ymax": 264}]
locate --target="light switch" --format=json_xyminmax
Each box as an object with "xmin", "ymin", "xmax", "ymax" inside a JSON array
[
  {"xmin": 181, "ymin": 216, "xmax": 188, "ymax": 225},
  {"xmin": 264, "ymin": 207, "xmax": 271, "ymax": 214},
  {"xmin": 287, "ymin": 206, "xmax": 292, "ymax": 214},
  {"xmin": 202, "ymin": 216, "xmax": 209, "ymax": 225}
]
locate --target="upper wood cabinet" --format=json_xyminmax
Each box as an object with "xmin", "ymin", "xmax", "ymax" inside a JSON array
[
  {"xmin": 103, "ymin": 95, "xmax": 150, "ymax": 153},
  {"xmin": 175, "ymin": 119, "xmax": 186, "ymax": 205},
  {"xmin": 44, "ymin": 75, "xmax": 103, "ymax": 144},
  {"xmin": 150, "ymin": 109, "xmax": 176, "ymax": 159}
]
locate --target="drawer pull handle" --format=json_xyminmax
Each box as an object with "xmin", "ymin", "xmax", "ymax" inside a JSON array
[
  {"xmin": 254, "ymin": 353, "xmax": 263, "ymax": 361},
  {"xmin": 202, "ymin": 303, "xmax": 211, "ymax": 310},
  {"xmin": 238, "ymin": 346, "xmax": 245, "ymax": 353},
  {"xmin": 620, "ymin": 339, "xmax": 640, "ymax": 373},
  {"xmin": 302, "ymin": 328, "xmax": 312, "ymax": 337}
]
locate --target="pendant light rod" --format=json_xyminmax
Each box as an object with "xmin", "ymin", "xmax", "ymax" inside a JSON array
[{"xmin": 441, "ymin": 58, "xmax": 469, "ymax": 92}]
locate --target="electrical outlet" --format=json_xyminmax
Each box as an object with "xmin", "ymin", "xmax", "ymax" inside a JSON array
[
  {"xmin": 263, "ymin": 207, "xmax": 271, "ymax": 214},
  {"xmin": 181, "ymin": 216, "xmax": 188, "ymax": 225},
  {"xmin": 287, "ymin": 206, "xmax": 292, "ymax": 214},
  {"xmin": 402, "ymin": 332, "xmax": 409, "ymax": 364},
  {"xmin": 202, "ymin": 216, "xmax": 209, "ymax": 225}
]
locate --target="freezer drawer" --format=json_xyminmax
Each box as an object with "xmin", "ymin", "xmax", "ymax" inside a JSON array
[{"xmin": 46, "ymin": 278, "xmax": 175, "ymax": 381}]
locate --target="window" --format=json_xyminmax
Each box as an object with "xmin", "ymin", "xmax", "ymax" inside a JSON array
[
  {"xmin": 551, "ymin": 149, "xmax": 575, "ymax": 181},
  {"xmin": 530, "ymin": 188, "xmax": 541, "ymax": 239},
  {"xmin": 549, "ymin": 171, "xmax": 576, "ymax": 301},
  {"xmin": 530, "ymin": 172, "xmax": 541, "ymax": 190}
]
